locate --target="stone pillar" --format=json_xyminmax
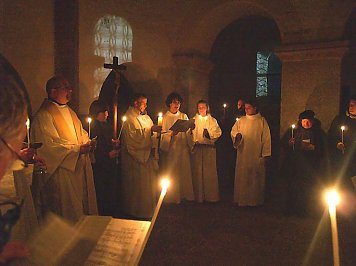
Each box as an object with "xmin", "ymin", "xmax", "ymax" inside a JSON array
[
  {"xmin": 54, "ymin": 0, "xmax": 79, "ymax": 112},
  {"xmin": 172, "ymin": 52, "xmax": 213, "ymax": 117},
  {"xmin": 276, "ymin": 41, "xmax": 348, "ymax": 134}
]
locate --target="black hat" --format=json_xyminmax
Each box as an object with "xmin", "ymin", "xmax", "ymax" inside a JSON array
[{"xmin": 299, "ymin": 110, "xmax": 315, "ymax": 120}]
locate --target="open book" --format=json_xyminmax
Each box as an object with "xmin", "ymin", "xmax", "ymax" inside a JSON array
[
  {"xmin": 169, "ymin": 118, "xmax": 195, "ymax": 132},
  {"xmin": 26, "ymin": 215, "xmax": 150, "ymax": 266}
]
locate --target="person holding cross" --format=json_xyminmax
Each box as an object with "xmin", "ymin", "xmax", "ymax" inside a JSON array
[{"xmin": 31, "ymin": 76, "xmax": 98, "ymax": 222}]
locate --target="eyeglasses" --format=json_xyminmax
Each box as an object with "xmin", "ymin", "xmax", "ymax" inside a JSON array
[{"xmin": 0, "ymin": 137, "xmax": 27, "ymax": 171}]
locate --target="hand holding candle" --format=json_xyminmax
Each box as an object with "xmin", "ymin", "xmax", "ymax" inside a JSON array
[{"xmin": 26, "ymin": 118, "xmax": 30, "ymax": 148}]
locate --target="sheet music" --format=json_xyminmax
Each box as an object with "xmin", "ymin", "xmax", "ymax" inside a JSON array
[{"xmin": 85, "ymin": 218, "xmax": 150, "ymax": 266}]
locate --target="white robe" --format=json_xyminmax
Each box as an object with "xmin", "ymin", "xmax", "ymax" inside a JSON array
[
  {"xmin": 31, "ymin": 99, "xmax": 98, "ymax": 222},
  {"xmin": 231, "ymin": 113, "xmax": 271, "ymax": 206},
  {"xmin": 121, "ymin": 107, "xmax": 158, "ymax": 218},
  {"xmin": 160, "ymin": 111, "xmax": 194, "ymax": 203},
  {"xmin": 191, "ymin": 114, "xmax": 222, "ymax": 202}
]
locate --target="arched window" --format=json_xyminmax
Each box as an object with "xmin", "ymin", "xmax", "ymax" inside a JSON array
[
  {"xmin": 93, "ymin": 15, "xmax": 133, "ymax": 97},
  {"xmin": 256, "ymin": 51, "xmax": 281, "ymax": 97}
]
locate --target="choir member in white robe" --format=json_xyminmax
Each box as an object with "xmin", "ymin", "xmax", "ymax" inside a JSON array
[
  {"xmin": 160, "ymin": 92, "xmax": 194, "ymax": 203},
  {"xmin": 121, "ymin": 94, "xmax": 161, "ymax": 218},
  {"xmin": 31, "ymin": 76, "xmax": 98, "ymax": 222},
  {"xmin": 230, "ymin": 100, "xmax": 271, "ymax": 206},
  {"xmin": 191, "ymin": 100, "xmax": 222, "ymax": 202}
]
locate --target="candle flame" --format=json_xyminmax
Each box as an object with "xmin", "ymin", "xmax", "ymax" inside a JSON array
[
  {"xmin": 26, "ymin": 118, "xmax": 30, "ymax": 129},
  {"xmin": 223, "ymin": 103, "xmax": 227, "ymax": 108},
  {"xmin": 158, "ymin": 112, "xmax": 163, "ymax": 118},
  {"xmin": 291, "ymin": 124, "xmax": 295, "ymax": 129},
  {"xmin": 236, "ymin": 117, "xmax": 239, "ymax": 121},
  {"xmin": 87, "ymin": 117, "xmax": 92, "ymax": 124},
  {"xmin": 340, "ymin": 126, "xmax": 345, "ymax": 131},
  {"xmin": 325, "ymin": 189, "xmax": 340, "ymax": 207},
  {"xmin": 160, "ymin": 178, "xmax": 170, "ymax": 195},
  {"xmin": 122, "ymin": 116, "xmax": 127, "ymax": 122}
]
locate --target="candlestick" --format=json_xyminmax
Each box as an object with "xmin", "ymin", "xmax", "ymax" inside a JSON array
[
  {"xmin": 87, "ymin": 117, "xmax": 92, "ymax": 139},
  {"xmin": 118, "ymin": 116, "xmax": 127, "ymax": 139},
  {"xmin": 325, "ymin": 189, "xmax": 340, "ymax": 266},
  {"xmin": 158, "ymin": 112, "xmax": 163, "ymax": 126},
  {"xmin": 26, "ymin": 118, "xmax": 30, "ymax": 148}
]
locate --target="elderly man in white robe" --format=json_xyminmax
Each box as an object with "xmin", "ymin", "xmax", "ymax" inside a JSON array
[
  {"xmin": 231, "ymin": 99, "xmax": 271, "ymax": 206},
  {"xmin": 160, "ymin": 92, "xmax": 194, "ymax": 203},
  {"xmin": 191, "ymin": 100, "xmax": 222, "ymax": 202},
  {"xmin": 31, "ymin": 76, "xmax": 98, "ymax": 222},
  {"xmin": 121, "ymin": 93, "xmax": 161, "ymax": 219}
]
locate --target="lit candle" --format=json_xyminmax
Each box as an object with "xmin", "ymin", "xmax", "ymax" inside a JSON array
[
  {"xmin": 118, "ymin": 116, "xmax": 127, "ymax": 139},
  {"xmin": 340, "ymin": 126, "xmax": 345, "ymax": 144},
  {"xmin": 236, "ymin": 117, "xmax": 239, "ymax": 122},
  {"xmin": 158, "ymin": 112, "xmax": 163, "ymax": 126},
  {"xmin": 223, "ymin": 103, "xmax": 227, "ymax": 118},
  {"xmin": 26, "ymin": 118, "xmax": 30, "ymax": 148},
  {"xmin": 325, "ymin": 189, "xmax": 340, "ymax": 266},
  {"xmin": 291, "ymin": 124, "xmax": 295, "ymax": 138},
  {"xmin": 136, "ymin": 178, "xmax": 170, "ymax": 264},
  {"xmin": 87, "ymin": 117, "xmax": 92, "ymax": 139}
]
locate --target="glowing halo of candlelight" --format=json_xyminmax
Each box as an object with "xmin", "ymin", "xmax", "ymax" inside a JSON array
[
  {"xmin": 291, "ymin": 124, "xmax": 295, "ymax": 129},
  {"xmin": 122, "ymin": 115, "xmax": 127, "ymax": 122},
  {"xmin": 340, "ymin": 125, "xmax": 345, "ymax": 131},
  {"xmin": 325, "ymin": 189, "xmax": 340, "ymax": 208},
  {"xmin": 223, "ymin": 103, "xmax": 227, "ymax": 108}
]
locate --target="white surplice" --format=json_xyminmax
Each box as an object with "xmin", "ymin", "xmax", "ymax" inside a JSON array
[
  {"xmin": 121, "ymin": 107, "xmax": 159, "ymax": 218},
  {"xmin": 160, "ymin": 111, "xmax": 194, "ymax": 203},
  {"xmin": 230, "ymin": 113, "xmax": 271, "ymax": 206},
  {"xmin": 31, "ymin": 99, "xmax": 98, "ymax": 222},
  {"xmin": 191, "ymin": 114, "xmax": 222, "ymax": 202}
]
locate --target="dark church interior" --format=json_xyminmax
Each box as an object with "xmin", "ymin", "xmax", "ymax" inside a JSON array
[{"xmin": 1, "ymin": 1, "xmax": 356, "ymax": 265}]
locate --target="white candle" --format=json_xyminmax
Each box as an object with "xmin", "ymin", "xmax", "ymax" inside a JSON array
[
  {"xmin": 291, "ymin": 124, "xmax": 295, "ymax": 138},
  {"xmin": 325, "ymin": 189, "xmax": 340, "ymax": 266},
  {"xmin": 87, "ymin": 117, "xmax": 92, "ymax": 139},
  {"xmin": 136, "ymin": 178, "xmax": 170, "ymax": 264},
  {"xmin": 26, "ymin": 118, "xmax": 30, "ymax": 148},
  {"xmin": 118, "ymin": 116, "xmax": 127, "ymax": 139},
  {"xmin": 223, "ymin": 103, "xmax": 227, "ymax": 117},
  {"xmin": 340, "ymin": 126, "xmax": 345, "ymax": 144},
  {"xmin": 158, "ymin": 112, "xmax": 163, "ymax": 126}
]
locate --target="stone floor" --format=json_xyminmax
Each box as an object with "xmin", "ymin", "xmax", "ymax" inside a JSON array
[{"xmin": 139, "ymin": 178, "xmax": 356, "ymax": 266}]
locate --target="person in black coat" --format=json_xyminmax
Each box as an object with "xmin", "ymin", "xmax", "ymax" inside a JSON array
[
  {"xmin": 89, "ymin": 100, "xmax": 120, "ymax": 216},
  {"xmin": 281, "ymin": 110, "xmax": 327, "ymax": 216},
  {"xmin": 328, "ymin": 95, "xmax": 356, "ymax": 191}
]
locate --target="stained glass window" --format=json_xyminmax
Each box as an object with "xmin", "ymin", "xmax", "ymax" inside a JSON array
[
  {"xmin": 93, "ymin": 15, "xmax": 133, "ymax": 97},
  {"xmin": 256, "ymin": 51, "xmax": 281, "ymax": 98}
]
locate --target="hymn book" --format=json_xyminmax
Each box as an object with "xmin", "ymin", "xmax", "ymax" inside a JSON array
[
  {"xmin": 169, "ymin": 118, "xmax": 195, "ymax": 132},
  {"xmin": 26, "ymin": 214, "xmax": 150, "ymax": 266}
]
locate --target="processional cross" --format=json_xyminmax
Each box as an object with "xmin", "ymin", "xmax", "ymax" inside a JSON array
[{"xmin": 104, "ymin": 56, "xmax": 127, "ymax": 139}]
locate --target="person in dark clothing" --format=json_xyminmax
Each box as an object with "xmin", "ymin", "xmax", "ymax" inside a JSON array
[
  {"xmin": 328, "ymin": 95, "xmax": 356, "ymax": 191},
  {"xmin": 89, "ymin": 100, "xmax": 120, "ymax": 216},
  {"xmin": 281, "ymin": 110, "xmax": 327, "ymax": 216}
]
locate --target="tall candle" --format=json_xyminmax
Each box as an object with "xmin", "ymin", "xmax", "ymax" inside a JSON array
[
  {"xmin": 87, "ymin": 117, "xmax": 92, "ymax": 139},
  {"xmin": 325, "ymin": 189, "xmax": 340, "ymax": 266},
  {"xmin": 118, "ymin": 116, "xmax": 127, "ymax": 139},
  {"xmin": 158, "ymin": 112, "xmax": 163, "ymax": 126},
  {"xmin": 26, "ymin": 118, "xmax": 30, "ymax": 148}
]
